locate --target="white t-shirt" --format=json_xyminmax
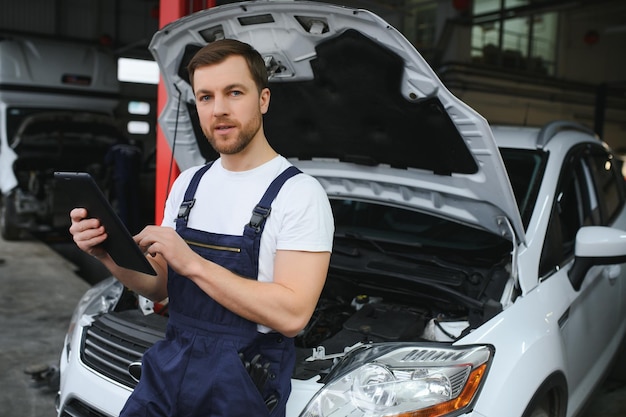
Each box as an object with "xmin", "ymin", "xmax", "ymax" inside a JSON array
[{"xmin": 161, "ymin": 156, "xmax": 334, "ymax": 331}]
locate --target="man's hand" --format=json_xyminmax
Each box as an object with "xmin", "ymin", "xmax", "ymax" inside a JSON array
[
  {"xmin": 69, "ymin": 208, "xmax": 169, "ymax": 302},
  {"xmin": 133, "ymin": 225, "xmax": 201, "ymax": 277},
  {"xmin": 69, "ymin": 208, "xmax": 109, "ymax": 259}
]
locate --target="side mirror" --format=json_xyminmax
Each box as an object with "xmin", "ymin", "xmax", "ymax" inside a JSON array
[{"xmin": 568, "ymin": 226, "xmax": 626, "ymax": 291}]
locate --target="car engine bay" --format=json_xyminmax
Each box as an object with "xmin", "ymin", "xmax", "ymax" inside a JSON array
[{"xmin": 291, "ymin": 250, "xmax": 511, "ymax": 380}]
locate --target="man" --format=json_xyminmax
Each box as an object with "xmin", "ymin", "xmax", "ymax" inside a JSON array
[{"xmin": 69, "ymin": 39, "xmax": 334, "ymax": 416}]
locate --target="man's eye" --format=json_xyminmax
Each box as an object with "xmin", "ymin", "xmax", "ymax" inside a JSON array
[{"xmin": 231, "ymin": 91, "xmax": 242, "ymax": 97}]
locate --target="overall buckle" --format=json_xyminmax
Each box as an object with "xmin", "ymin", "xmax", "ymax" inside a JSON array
[
  {"xmin": 177, "ymin": 199, "xmax": 196, "ymax": 221},
  {"xmin": 249, "ymin": 206, "xmax": 271, "ymax": 232}
]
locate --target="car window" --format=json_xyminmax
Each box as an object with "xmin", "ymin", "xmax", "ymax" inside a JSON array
[
  {"xmin": 539, "ymin": 146, "xmax": 592, "ymax": 276},
  {"xmin": 538, "ymin": 144, "xmax": 624, "ymax": 278},
  {"xmin": 586, "ymin": 149, "xmax": 625, "ymax": 223},
  {"xmin": 500, "ymin": 148, "xmax": 546, "ymax": 229}
]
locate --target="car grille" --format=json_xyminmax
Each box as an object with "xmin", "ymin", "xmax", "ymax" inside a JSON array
[
  {"xmin": 59, "ymin": 398, "xmax": 110, "ymax": 417},
  {"xmin": 80, "ymin": 310, "xmax": 166, "ymax": 388}
]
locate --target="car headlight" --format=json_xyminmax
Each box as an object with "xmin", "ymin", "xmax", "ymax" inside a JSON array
[
  {"xmin": 300, "ymin": 343, "xmax": 493, "ymax": 417},
  {"xmin": 64, "ymin": 276, "xmax": 124, "ymax": 360}
]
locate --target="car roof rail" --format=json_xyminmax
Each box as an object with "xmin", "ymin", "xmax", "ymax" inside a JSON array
[{"xmin": 536, "ymin": 121, "xmax": 598, "ymax": 149}]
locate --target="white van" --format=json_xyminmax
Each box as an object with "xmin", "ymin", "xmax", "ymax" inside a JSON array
[{"xmin": 0, "ymin": 35, "xmax": 126, "ymax": 239}]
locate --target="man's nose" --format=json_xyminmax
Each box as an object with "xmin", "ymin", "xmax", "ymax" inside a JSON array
[{"xmin": 213, "ymin": 95, "xmax": 229, "ymax": 115}]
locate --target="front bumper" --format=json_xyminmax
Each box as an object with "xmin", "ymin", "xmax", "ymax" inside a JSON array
[{"xmin": 57, "ymin": 317, "xmax": 132, "ymax": 417}]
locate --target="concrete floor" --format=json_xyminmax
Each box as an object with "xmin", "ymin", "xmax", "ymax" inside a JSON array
[
  {"xmin": 0, "ymin": 234, "xmax": 89, "ymax": 417},
  {"xmin": 1, "ymin": 234, "xmax": 626, "ymax": 417}
]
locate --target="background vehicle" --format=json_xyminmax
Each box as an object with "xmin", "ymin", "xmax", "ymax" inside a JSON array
[
  {"xmin": 0, "ymin": 36, "xmax": 123, "ymax": 240},
  {"xmin": 56, "ymin": 2, "xmax": 626, "ymax": 417}
]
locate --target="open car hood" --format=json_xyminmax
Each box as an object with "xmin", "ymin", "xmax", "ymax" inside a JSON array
[{"xmin": 149, "ymin": 1, "xmax": 525, "ymax": 243}]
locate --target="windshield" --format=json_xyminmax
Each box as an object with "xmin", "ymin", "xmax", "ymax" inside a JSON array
[
  {"xmin": 500, "ymin": 148, "xmax": 547, "ymax": 229},
  {"xmin": 331, "ymin": 199, "xmax": 511, "ymax": 266}
]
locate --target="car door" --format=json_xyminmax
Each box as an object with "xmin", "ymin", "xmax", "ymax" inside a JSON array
[{"xmin": 539, "ymin": 144, "xmax": 626, "ymax": 404}]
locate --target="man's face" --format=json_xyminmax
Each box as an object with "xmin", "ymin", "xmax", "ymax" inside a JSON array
[{"xmin": 192, "ymin": 55, "xmax": 270, "ymax": 155}]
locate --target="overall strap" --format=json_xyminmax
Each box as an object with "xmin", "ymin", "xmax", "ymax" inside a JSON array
[
  {"xmin": 248, "ymin": 166, "xmax": 302, "ymax": 233},
  {"xmin": 176, "ymin": 161, "xmax": 214, "ymax": 228}
]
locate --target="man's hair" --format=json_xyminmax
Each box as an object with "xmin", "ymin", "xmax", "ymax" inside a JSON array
[{"xmin": 187, "ymin": 39, "xmax": 268, "ymax": 92}]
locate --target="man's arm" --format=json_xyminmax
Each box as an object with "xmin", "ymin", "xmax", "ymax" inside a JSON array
[
  {"xmin": 134, "ymin": 223, "xmax": 330, "ymax": 337},
  {"xmin": 191, "ymin": 250, "xmax": 330, "ymax": 337}
]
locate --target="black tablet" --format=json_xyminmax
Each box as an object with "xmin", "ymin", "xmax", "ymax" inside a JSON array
[{"xmin": 54, "ymin": 171, "xmax": 157, "ymax": 276}]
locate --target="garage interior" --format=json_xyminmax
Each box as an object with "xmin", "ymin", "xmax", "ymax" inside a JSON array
[
  {"xmin": 1, "ymin": 1, "xmax": 625, "ymax": 416},
  {"xmin": 1, "ymin": 0, "xmax": 624, "ymax": 208}
]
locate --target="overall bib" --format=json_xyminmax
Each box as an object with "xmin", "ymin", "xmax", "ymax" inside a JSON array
[{"xmin": 120, "ymin": 162, "xmax": 301, "ymax": 417}]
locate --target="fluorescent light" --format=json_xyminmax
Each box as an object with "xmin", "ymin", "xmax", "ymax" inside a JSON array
[
  {"xmin": 128, "ymin": 101, "xmax": 151, "ymax": 115},
  {"xmin": 127, "ymin": 121, "xmax": 150, "ymax": 134},
  {"xmin": 118, "ymin": 58, "xmax": 160, "ymax": 84}
]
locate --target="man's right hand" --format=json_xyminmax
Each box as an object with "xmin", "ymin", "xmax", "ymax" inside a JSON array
[
  {"xmin": 69, "ymin": 208, "xmax": 168, "ymax": 302},
  {"xmin": 69, "ymin": 207, "xmax": 110, "ymax": 260}
]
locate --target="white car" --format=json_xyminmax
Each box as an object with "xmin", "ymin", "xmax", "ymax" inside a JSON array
[{"xmin": 56, "ymin": 2, "xmax": 626, "ymax": 417}]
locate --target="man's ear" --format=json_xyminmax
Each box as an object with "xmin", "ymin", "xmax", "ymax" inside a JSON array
[{"xmin": 260, "ymin": 87, "xmax": 271, "ymax": 114}]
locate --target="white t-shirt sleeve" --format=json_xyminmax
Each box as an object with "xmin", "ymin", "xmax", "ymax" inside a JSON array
[{"xmin": 271, "ymin": 173, "xmax": 334, "ymax": 253}]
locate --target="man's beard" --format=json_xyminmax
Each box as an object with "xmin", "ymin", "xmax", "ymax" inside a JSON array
[{"xmin": 203, "ymin": 112, "xmax": 263, "ymax": 155}]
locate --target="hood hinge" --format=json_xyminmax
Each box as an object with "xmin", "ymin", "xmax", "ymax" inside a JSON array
[{"xmin": 497, "ymin": 216, "xmax": 520, "ymax": 288}]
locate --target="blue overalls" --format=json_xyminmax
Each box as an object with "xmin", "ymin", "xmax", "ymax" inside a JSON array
[{"xmin": 120, "ymin": 162, "xmax": 301, "ymax": 417}]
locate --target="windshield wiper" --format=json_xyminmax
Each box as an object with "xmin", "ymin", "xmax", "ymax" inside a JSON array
[
  {"xmin": 335, "ymin": 232, "xmax": 497, "ymax": 313},
  {"xmin": 340, "ymin": 231, "xmax": 467, "ymax": 274}
]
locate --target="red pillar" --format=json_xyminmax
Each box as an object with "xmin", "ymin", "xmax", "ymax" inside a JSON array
[
  {"xmin": 154, "ymin": 0, "xmax": 214, "ymax": 224},
  {"xmin": 154, "ymin": 0, "xmax": 185, "ymax": 225}
]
